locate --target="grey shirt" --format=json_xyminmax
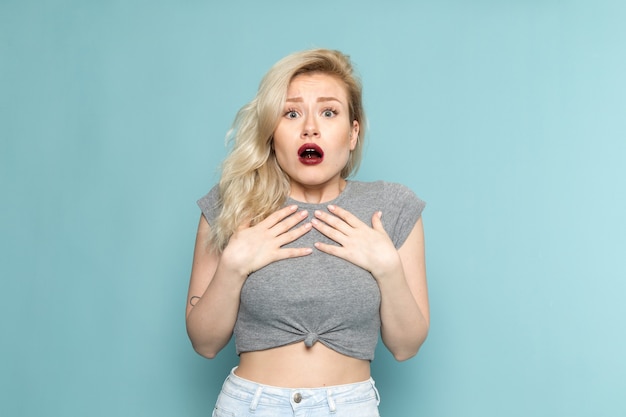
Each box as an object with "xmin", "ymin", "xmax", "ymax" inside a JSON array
[{"xmin": 197, "ymin": 180, "xmax": 425, "ymax": 360}]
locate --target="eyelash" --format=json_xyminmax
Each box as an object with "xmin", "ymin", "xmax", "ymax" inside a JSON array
[
  {"xmin": 285, "ymin": 109, "xmax": 299, "ymax": 119},
  {"xmin": 322, "ymin": 108, "xmax": 338, "ymax": 117},
  {"xmin": 284, "ymin": 108, "xmax": 338, "ymax": 119}
]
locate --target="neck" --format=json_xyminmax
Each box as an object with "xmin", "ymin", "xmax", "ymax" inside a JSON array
[{"xmin": 289, "ymin": 179, "xmax": 347, "ymax": 204}]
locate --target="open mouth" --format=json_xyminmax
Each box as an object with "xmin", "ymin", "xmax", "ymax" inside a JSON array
[{"xmin": 298, "ymin": 143, "xmax": 324, "ymax": 165}]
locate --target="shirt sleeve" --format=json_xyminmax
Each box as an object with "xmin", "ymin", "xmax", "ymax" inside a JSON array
[
  {"xmin": 196, "ymin": 185, "xmax": 221, "ymax": 225},
  {"xmin": 384, "ymin": 182, "xmax": 426, "ymax": 248}
]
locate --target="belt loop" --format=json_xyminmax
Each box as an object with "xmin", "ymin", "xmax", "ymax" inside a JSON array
[
  {"xmin": 250, "ymin": 386, "xmax": 263, "ymax": 411},
  {"xmin": 370, "ymin": 378, "xmax": 381, "ymax": 406},
  {"xmin": 326, "ymin": 389, "xmax": 336, "ymax": 413}
]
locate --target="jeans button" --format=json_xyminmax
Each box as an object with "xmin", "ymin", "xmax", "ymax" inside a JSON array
[{"xmin": 293, "ymin": 392, "xmax": 302, "ymax": 403}]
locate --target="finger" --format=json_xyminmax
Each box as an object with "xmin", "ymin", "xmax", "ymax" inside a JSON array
[
  {"xmin": 260, "ymin": 204, "xmax": 299, "ymax": 227},
  {"xmin": 275, "ymin": 221, "xmax": 313, "ymax": 246},
  {"xmin": 311, "ymin": 216, "xmax": 347, "ymax": 244},
  {"xmin": 314, "ymin": 241, "xmax": 343, "ymax": 258},
  {"xmin": 276, "ymin": 246, "xmax": 314, "ymax": 260},
  {"xmin": 314, "ymin": 210, "xmax": 352, "ymax": 236},
  {"xmin": 270, "ymin": 209, "xmax": 309, "ymax": 236},
  {"xmin": 327, "ymin": 205, "xmax": 362, "ymax": 227}
]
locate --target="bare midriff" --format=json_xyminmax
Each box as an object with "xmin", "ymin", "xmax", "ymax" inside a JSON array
[{"xmin": 234, "ymin": 342, "xmax": 371, "ymax": 388}]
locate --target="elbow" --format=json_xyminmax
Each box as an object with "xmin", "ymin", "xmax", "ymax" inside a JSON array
[
  {"xmin": 187, "ymin": 328, "xmax": 226, "ymax": 359},
  {"xmin": 393, "ymin": 351, "xmax": 417, "ymax": 362},
  {"xmin": 390, "ymin": 326, "xmax": 429, "ymax": 362},
  {"xmin": 187, "ymin": 326, "xmax": 224, "ymax": 360},
  {"xmin": 392, "ymin": 345, "xmax": 421, "ymax": 362},
  {"xmin": 391, "ymin": 344, "xmax": 423, "ymax": 362},
  {"xmin": 186, "ymin": 317, "xmax": 228, "ymax": 359},
  {"xmin": 191, "ymin": 342, "xmax": 220, "ymax": 360},
  {"xmin": 198, "ymin": 350, "xmax": 219, "ymax": 360}
]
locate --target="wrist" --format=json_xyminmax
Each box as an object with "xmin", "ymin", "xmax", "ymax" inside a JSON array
[
  {"xmin": 216, "ymin": 248, "xmax": 250, "ymax": 284},
  {"xmin": 370, "ymin": 251, "xmax": 403, "ymax": 281}
]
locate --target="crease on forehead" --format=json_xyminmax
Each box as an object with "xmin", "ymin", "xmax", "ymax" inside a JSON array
[
  {"xmin": 285, "ymin": 74, "xmax": 348, "ymax": 105},
  {"xmin": 285, "ymin": 96, "xmax": 342, "ymax": 103}
]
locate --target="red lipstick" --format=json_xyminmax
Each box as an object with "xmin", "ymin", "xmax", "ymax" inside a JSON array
[{"xmin": 298, "ymin": 143, "xmax": 324, "ymax": 165}]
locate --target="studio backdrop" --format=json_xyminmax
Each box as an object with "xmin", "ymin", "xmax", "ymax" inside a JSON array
[{"xmin": 1, "ymin": 1, "xmax": 625, "ymax": 416}]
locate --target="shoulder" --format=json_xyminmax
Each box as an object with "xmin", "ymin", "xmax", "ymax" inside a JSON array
[
  {"xmin": 348, "ymin": 180, "xmax": 426, "ymax": 248},
  {"xmin": 348, "ymin": 180, "xmax": 425, "ymax": 208}
]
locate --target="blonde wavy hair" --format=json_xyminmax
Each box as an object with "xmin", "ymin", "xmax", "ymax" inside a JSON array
[{"xmin": 209, "ymin": 48, "xmax": 367, "ymax": 252}]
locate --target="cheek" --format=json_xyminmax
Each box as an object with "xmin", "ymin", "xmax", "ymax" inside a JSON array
[
  {"xmin": 329, "ymin": 145, "xmax": 352, "ymax": 169},
  {"xmin": 271, "ymin": 139, "xmax": 291, "ymax": 168},
  {"xmin": 271, "ymin": 128, "xmax": 287, "ymax": 153}
]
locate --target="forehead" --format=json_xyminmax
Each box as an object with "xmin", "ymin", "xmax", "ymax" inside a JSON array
[{"xmin": 287, "ymin": 72, "xmax": 348, "ymax": 100}]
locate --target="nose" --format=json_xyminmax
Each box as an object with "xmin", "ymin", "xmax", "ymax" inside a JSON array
[{"xmin": 301, "ymin": 114, "xmax": 320, "ymax": 139}]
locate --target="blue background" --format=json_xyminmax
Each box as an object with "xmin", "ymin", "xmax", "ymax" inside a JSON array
[{"xmin": 2, "ymin": 1, "xmax": 625, "ymax": 416}]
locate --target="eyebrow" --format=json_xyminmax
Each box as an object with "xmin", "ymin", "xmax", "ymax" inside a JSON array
[{"xmin": 285, "ymin": 96, "xmax": 343, "ymax": 103}]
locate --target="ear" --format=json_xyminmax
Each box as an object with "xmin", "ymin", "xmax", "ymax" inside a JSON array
[{"xmin": 349, "ymin": 120, "xmax": 359, "ymax": 150}]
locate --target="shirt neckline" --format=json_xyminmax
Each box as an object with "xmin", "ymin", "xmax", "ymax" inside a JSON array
[{"xmin": 286, "ymin": 180, "xmax": 354, "ymax": 208}]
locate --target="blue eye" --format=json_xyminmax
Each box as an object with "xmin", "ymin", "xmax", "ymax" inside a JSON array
[
  {"xmin": 285, "ymin": 110, "xmax": 299, "ymax": 119},
  {"xmin": 322, "ymin": 109, "xmax": 337, "ymax": 117}
]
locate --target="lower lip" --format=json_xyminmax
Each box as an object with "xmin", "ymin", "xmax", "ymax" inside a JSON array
[{"xmin": 299, "ymin": 156, "xmax": 324, "ymax": 165}]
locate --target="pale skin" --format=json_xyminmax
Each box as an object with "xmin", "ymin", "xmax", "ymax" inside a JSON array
[{"xmin": 186, "ymin": 73, "xmax": 429, "ymax": 387}]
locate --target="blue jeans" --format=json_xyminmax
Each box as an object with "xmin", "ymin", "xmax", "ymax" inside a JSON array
[{"xmin": 212, "ymin": 368, "xmax": 381, "ymax": 417}]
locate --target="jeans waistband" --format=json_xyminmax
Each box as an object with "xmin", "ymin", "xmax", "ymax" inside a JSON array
[{"xmin": 221, "ymin": 367, "xmax": 380, "ymax": 412}]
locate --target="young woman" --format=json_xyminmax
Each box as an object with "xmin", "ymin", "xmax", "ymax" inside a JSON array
[{"xmin": 186, "ymin": 48, "xmax": 429, "ymax": 417}]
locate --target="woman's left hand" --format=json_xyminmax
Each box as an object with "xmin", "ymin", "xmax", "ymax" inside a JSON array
[{"xmin": 311, "ymin": 205, "xmax": 400, "ymax": 278}]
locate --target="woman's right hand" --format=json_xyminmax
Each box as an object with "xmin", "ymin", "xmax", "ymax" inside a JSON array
[
  {"xmin": 186, "ymin": 205, "xmax": 311, "ymax": 358},
  {"xmin": 220, "ymin": 205, "xmax": 313, "ymax": 278}
]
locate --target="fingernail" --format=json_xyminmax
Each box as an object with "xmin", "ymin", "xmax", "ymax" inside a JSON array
[{"xmin": 327, "ymin": 205, "xmax": 335, "ymax": 211}]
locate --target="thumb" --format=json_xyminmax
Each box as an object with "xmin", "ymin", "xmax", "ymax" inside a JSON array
[
  {"xmin": 237, "ymin": 216, "xmax": 253, "ymax": 231},
  {"xmin": 371, "ymin": 211, "xmax": 384, "ymax": 230}
]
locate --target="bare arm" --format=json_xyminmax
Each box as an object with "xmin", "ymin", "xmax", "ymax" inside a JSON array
[
  {"xmin": 185, "ymin": 215, "xmax": 244, "ymax": 358},
  {"xmin": 377, "ymin": 218, "xmax": 429, "ymax": 361},
  {"xmin": 186, "ymin": 206, "xmax": 313, "ymax": 359},
  {"xmin": 312, "ymin": 206, "xmax": 429, "ymax": 361}
]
